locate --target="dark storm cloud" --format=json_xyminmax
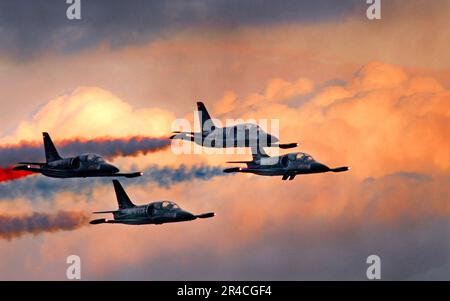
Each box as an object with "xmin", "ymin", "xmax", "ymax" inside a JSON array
[
  {"xmin": 0, "ymin": 164, "xmax": 225, "ymax": 200},
  {"xmin": 0, "ymin": 0, "xmax": 362, "ymax": 57}
]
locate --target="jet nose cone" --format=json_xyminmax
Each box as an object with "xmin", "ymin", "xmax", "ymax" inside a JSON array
[
  {"xmin": 179, "ymin": 210, "xmax": 196, "ymax": 221},
  {"xmin": 103, "ymin": 163, "xmax": 119, "ymax": 173},
  {"xmin": 270, "ymin": 135, "xmax": 279, "ymax": 143},
  {"xmin": 312, "ymin": 163, "xmax": 330, "ymax": 172}
]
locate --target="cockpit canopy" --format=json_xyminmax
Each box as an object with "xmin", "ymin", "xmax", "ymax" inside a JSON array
[
  {"xmin": 79, "ymin": 153, "xmax": 106, "ymax": 163},
  {"xmin": 295, "ymin": 152, "xmax": 314, "ymax": 162},
  {"xmin": 153, "ymin": 201, "xmax": 180, "ymax": 210}
]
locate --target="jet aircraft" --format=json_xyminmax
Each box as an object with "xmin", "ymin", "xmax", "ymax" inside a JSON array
[
  {"xmin": 170, "ymin": 102, "xmax": 298, "ymax": 149},
  {"xmin": 13, "ymin": 132, "xmax": 142, "ymax": 178},
  {"xmin": 90, "ymin": 180, "xmax": 215, "ymax": 225},
  {"xmin": 223, "ymin": 146, "xmax": 349, "ymax": 180}
]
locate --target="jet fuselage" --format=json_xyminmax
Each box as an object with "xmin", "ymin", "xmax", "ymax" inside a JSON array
[
  {"xmin": 224, "ymin": 152, "xmax": 349, "ymax": 180},
  {"xmin": 110, "ymin": 202, "xmax": 198, "ymax": 225}
]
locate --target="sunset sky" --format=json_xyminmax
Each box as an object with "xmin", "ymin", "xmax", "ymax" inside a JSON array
[{"xmin": 0, "ymin": 0, "xmax": 449, "ymax": 280}]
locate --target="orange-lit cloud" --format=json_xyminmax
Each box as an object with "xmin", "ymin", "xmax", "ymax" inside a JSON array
[
  {"xmin": 0, "ymin": 1, "xmax": 449, "ymax": 280},
  {"xmin": 1, "ymin": 87, "xmax": 175, "ymax": 143},
  {"xmin": 209, "ymin": 62, "xmax": 450, "ymax": 178}
]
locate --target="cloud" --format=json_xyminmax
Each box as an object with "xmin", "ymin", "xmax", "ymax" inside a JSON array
[
  {"xmin": 212, "ymin": 61, "xmax": 450, "ymax": 178},
  {"xmin": 0, "ymin": 0, "xmax": 360, "ymax": 58},
  {"xmin": 1, "ymin": 87, "xmax": 175, "ymax": 143},
  {"xmin": 0, "ymin": 3, "xmax": 449, "ymax": 278},
  {"xmin": 0, "ymin": 60, "xmax": 449, "ymax": 280},
  {"xmin": 2, "ymin": 1, "xmax": 450, "ymax": 134},
  {"xmin": 4, "ymin": 170, "xmax": 447, "ymax": 280},
  {"xmin": 214, "ymin": 77, "xmax": 314, "ymax": 116}
]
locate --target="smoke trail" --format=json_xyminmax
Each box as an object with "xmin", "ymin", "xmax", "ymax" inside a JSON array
[
  {"xmin": 0, "ymin": 165, "xmax": 226, "ymax": 201},
  {"xmin": 0, "ymin": 167, "xmax": 33, "ymax": 183},
  {"xmin": 0, "ymin": 211, "xmax": 90, "ymax": 241},
  {"xmin": 0, "ymin": 136, "xmax": 170, "ymax": 166}
]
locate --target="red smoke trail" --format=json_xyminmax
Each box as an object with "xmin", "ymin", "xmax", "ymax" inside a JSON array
[{"xmin": 0, "ymin": 167, "xmax": 33, "ymax": 183}]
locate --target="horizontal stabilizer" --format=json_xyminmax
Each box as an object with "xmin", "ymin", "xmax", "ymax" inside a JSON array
[
  {"xmin": 226, "ymin": 161, "xmax": 254, "ymax": 164},
  {"xmin": 13, "ymin": 165, "xmax": 40, "ymax": 172},
  {"xmin": 223, "ymin": 167, "xmax": 242, "ymax": 173},
  {"xmin": 196, "ymin": 212, "xmax": 216, "ymax": 219},
  {"xmin": 89, "ymin": 218, "xmax": 107, "ymax": 225},
  {"xmin": 278, "ymin": 143, "xmax": 299, "ymax": 149},
  {"xmin": 169, "ymin": 133, "xmax": 196, "ymax": 141},
  {"xmin": 330, "ymin": 166, "xmax": 349, "ymax": 173},
  {"xmin": 93, "ymin": 210, "xmax": 117, "ymax": 214},
  {"xmin": 17, "ymin": 162, "xmax": 46, "ymax": 166},
  {"xmin": 89, "ymin": 218, "xmax": 121, "ymax": 225},
  {"xmin": 170, "ymin": 131, "xmax": 208, "ymax": 140},
  {"xmin": 172, "ymin": 131, "xmax": 196, "ymax": 135}
]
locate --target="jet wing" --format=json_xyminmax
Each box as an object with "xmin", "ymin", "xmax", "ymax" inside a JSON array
[{"xmin": 277, "ymin": 143, "xmax": 299, "ymax": 149}]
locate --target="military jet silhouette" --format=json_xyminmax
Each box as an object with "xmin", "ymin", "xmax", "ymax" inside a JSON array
[
  {"xmin": 170, "ymin": 101, "xmax": 298, "ymax": 149},
  {"xmin": 224, "ymin": 146, "xmax": 349, "ymax": 180},
  {"xmin": 90, "ymin": 180, "xmax": 215, "ymax": 225},
  {"xmin": 13, "ymin": 132, "xmax": 142, "ymax": 178}
]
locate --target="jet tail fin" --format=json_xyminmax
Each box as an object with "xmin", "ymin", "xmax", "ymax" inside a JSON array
[
  {"xmin": 112, "ymin": 180, "xmax": 136, "ymax": 209},
  {"xmin": 43, "ymin": 132, "xmax": 62, "ymax": 162},
  {"xmin": 197, "ymin": 101, "xmax": 215, "ymax": 134}
]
